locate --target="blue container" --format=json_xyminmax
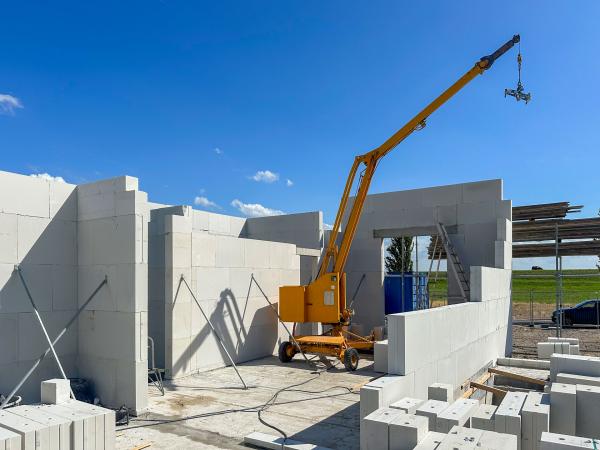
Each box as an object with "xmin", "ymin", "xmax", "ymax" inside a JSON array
[
  {"xmin": 384, "ymin": 273, "xmax": 414, "ymax": 314},
  {"xmin": 384, "ymin": 272, "xmax": 430, "ymax": 314}
]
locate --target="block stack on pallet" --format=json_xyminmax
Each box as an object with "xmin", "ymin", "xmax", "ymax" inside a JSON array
[
  {"xmin": 537, "ymin": 338, "xmax": 580, "ymax": 360},
  {"xmin": 0, "ymin": 380, "xmax": 116, "ymax": 450},
  {"xmin": 359, "ymin": 353, "xmax": 600, "ymax": 449}
]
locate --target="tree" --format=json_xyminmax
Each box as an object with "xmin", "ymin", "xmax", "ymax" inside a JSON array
[{"xmin": 385, "ymin": 237, "xmax": 414, "ymax": 273}]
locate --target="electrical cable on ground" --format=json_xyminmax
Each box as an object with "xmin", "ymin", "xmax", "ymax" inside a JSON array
[{"xmin": 119, "ymin": 362, "xmax": 358, "ymax": 450}]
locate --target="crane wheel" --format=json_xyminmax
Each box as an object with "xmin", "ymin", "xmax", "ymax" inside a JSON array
[
  {"xmin": 343, "ymin": 348, "xmax": 359, "ymax": 371},
  {"xmin": 278, "ymin": 341, "xmax": 295, "ymax": 363}
]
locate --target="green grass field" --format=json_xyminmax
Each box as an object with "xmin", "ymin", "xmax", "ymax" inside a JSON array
[{"xmin": 427, "ymin": 269, "xmax": 600, "ymax": 304}]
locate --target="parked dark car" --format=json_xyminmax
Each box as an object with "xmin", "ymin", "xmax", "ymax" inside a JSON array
[{"xmin": 552, "ymin": 299, "xmax": 600, "ymax": 327}]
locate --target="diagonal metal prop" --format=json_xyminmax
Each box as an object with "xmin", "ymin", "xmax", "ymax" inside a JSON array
[
  {"xmin": 1, "ymin": 272, "xmax": 108, "ymax": 409},
  {"xmin": 177, "ymin": 275, "xmax": 248, "ymax": 390}
]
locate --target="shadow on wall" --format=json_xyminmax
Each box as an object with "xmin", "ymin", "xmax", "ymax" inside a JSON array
[
  {"xmin": 171, "ymin": 278, "xmax": 279, "ymax": 377},
  {"xmin": 0, "ymin": 192, "xmax": 79, "ymax": 403}
]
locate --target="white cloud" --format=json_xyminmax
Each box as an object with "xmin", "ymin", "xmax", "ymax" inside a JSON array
[
  {"xmin": 213, "ymin": 147, "xmax": 223, "ymax": 155},
  {"xmin": 29, "ymin": 173, "xmax": 66, "ymax": 183},
  {"xmin": 194, "ymin": 196, "xmax": 218, "ymax": 209},
  {"xmin": 0, "ymin": 94, "xmax": 23, "ymax": 115},
  {"xmin": 323, "ymin": 223, "xmax": 333, "ymax": 230},
  {"xmin": 286, "ymin": 179, "xmax": 294, "ymax": 187},
  {"xmin": 231, "ymin": 199, "xmax": 284, "ymax": 217},
  {"xmin": 250, "ymin": 170, "xmax": 279, "ymax": 183}
]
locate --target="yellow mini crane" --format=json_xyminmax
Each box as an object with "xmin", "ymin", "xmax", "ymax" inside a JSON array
[{"xmin": 278, "ymin": 35, "xmax": 522, "ymax": 370}]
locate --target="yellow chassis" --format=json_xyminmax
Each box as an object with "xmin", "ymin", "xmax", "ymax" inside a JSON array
[{"xmin": 293, "ymin": 325, "xmax": 374, "ymax": 361}]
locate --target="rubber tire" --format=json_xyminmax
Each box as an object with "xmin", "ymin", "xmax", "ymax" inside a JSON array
[
  {"xmin": 278, "ymin": 341, "xmax": 295, "ymax": 363},
  {"xmin": 344, "ymin": 348, "xmax": 359, "ymax": 371}
]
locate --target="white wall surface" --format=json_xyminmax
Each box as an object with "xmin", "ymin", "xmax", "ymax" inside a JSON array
[
  {"xmin": 0, "ymin": 171, "xmax": 78, "ymax": 404},
  {"xmin": 149, "ymin": 206, "xmax": 301, "ymax": 379}
]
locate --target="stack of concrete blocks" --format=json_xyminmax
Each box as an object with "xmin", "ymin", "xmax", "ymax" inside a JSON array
[
  {"xmin": 76, "ymin": 176, "xmax": 149, "ymax": 414},
  {"xmin": 389, "ymin": 414, "xmax": 429, "ymax": 450},
  {"xmin": 547, "ymin": 337, "xmax": 580, "ymax": 355},
  {"xmin": 413, "ymin": 431, "xmax": 446, "ymax": 449},
  {"xmin": 360, "ymin": 375, "xmax": 415, "ymax": 449},
  {"xmin": 149, "ymin": 205, "xmax": 303, "ymax": 379},
  {"xmin": 540, "ymin": 432, "xmax": 599, "ymax": 449},
  {"xmin": 0, "ymin": 171, "xmax": 78, "ymax": 403},
  {"xmin": 385, "ymin": 265, "xmax": 511, "ymax": 398},
  {"xmin": 341, "ymin": 179, "xmax": 512, "ymax": 333},
  {"xmin": 435, "ymin": 398, "xmax": 479, "ymax": 432},
  {"xmin": 362, "ymin": 407, "xmax": 404, "ymax": 450},
  {"xmin": 495, "ymin": 391, "xmax": 527, "ymax": 450},
  {"xmin": 521, "ymin": 392, "xmax": 550, "ymax": 450},
  {"xmin": 538, "ymin": 337, "xmax": 580, "ymax": 359}
]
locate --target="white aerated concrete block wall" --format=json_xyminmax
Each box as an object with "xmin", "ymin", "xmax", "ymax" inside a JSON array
[
  {"xmin": 342, "ymin": 179, "xmax": 512, "ymax": 332},
  {"xmin": 77, "ymin": 176, "xmax": 149, "ymax": 414},
  {"xmin": 386, "ymin": 265, "xmax": 511, "ymax": 397},
  {"xmin": 151, "ymin": 206, "xmax": 302, "ymax": 379},
  {"xmin": 550, "ymin": 354, "xmax": 600, "ymax": 382},
  {"xmin": 0, "ymin": 171, "xmax": 79, "ymax": 404}
]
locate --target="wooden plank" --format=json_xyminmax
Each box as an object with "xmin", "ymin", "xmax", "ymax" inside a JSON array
[
  {"xmin": 462, "ymin": 372, "xmax": 492, "ymax": 398},
  {"xmin": 469, "ymin": 381, "xmax": 508, "ymax": 399},
  {"xmin": 488, "ymin": 367, "xmax": 547, "ymax": 386}
]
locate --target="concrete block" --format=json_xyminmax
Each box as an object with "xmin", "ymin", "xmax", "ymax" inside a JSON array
[
  {"xmin": 521, "ymin": 392, "xmax": 550, "ymax": 450},
  {"xmin": 362, "ymin": 407, "xmax": 404, "ymax": 450},
  {"xmin": 0, "ymin": 410, "xmax": 50, "ymax": 450},
  {"xmin": 556, "ymin": 373, "xmax": 600, "ymax": 388},
  {"xmin": 244, "ymin": 431, "xmax": 332, "ymax": 449},
  {"xmin": 436, "ymin": 398, "xmax": 479, "ymax": 433},
  {"xmin": 215, "ymin": 236, "xmax": 245, "ymax": 268},
  {"xmin": 575, "ymin": 384, "xmax": 600, "ymax": 439},
  {"xmin": 478, "ymin": 430, "xmax": 518, "ymax": 450},
  {"xmin": 63, "ymin": 400, "xmax": 116, "ymax": 450},
  {"xmin": 415, "ymin": 400, "xmax": 449, "ymax": 431},
  {"xmin": 374, "ymin": 340, "xmax": 388, "ymax": 373},
  {"xmin": 497, "ymin": 358, "xmax": 550, "ymax": 371},
  {"xmin": 8, "ymin": 405, "xmax": 71, "ymax": 450},
  {"xmin": 550, "ymin": 354, "xmax": 600, "ymax": 382},
  {"xmin": 191, "ymin": 232, "xmax": 216, "ymax": 267},
  {"xmin": 41, "ymin": 379, "xmax": 71, "ymax": 405},
  {"xmin": 540, "ymin": 432, "xmax": 597, "ymax": 450},
  {"xmin": 470, "ymin": 404, "xmax": 497, "ymax": 431},
  {"xmin": 0, "ymin": 427, "xmax": 21, "ymax": 450},
  {"xmin": 41, "ymin": 404, "xmax": 94, "ymax": 450},
  {"xmin": 0, "ymin": 171, "xmax": 50, "ymax": 218},
  {"xmin": 389, "ymin": 413, "xmax": 429, "ymax": 450},
  {"xmin": 570, "ymin": 345, "xmax": 580, "ymax": 355},
  {"xmin": 428, "ymin": 383, "xmax": 454, "ymax": 403},
  {"xmin": 0, "ymin": 213, "xmax": 17, "ymax": 264},
  {"xmin": 548, "ymin": 337, "xmax": 579, "ymax": 345},
  {"xmin": 549, "ymin": 383, "xmax": 576, "ymax": 435},
  {"xmin": 390, "ymin": 398, "xmax": 426, "ymax": 414},
  {"xmin": 413, "ymin": 431, "xmax": 446, "ymax": 450},
  {"xmin": 437, "ymin": 425, "xmax": 483, "ymax": 450},
  {"xmin": 208, "ymin": 213, "xmax": 230, "ymax": 235},
  {"xmin": 495, "ymin": 391, "xmax": 527, "ymax": 450}
]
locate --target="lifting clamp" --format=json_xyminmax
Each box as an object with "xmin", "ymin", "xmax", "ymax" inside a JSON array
[{"xmin": 505, "ymin": 43, "xmax": 531, "ymax": 104}]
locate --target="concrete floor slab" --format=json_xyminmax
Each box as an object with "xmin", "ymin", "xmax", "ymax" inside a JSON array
[{"xmin": 118, "ymin": 356, "xmax": 376, "ymax": 450}]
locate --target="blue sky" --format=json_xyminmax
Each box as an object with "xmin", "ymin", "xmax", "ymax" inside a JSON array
[{"xmin": 1, "ymin": 2, "xmax": 599, "ymax": 268}]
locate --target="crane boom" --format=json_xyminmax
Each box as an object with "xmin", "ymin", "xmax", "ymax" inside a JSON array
[
  {"xmin": 321, "ymin": 34, "xmax": 521, "ymax": 278},
  {"xmin": 278, "ymin": 35, "xmax": 522, "ymax": 355}
]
